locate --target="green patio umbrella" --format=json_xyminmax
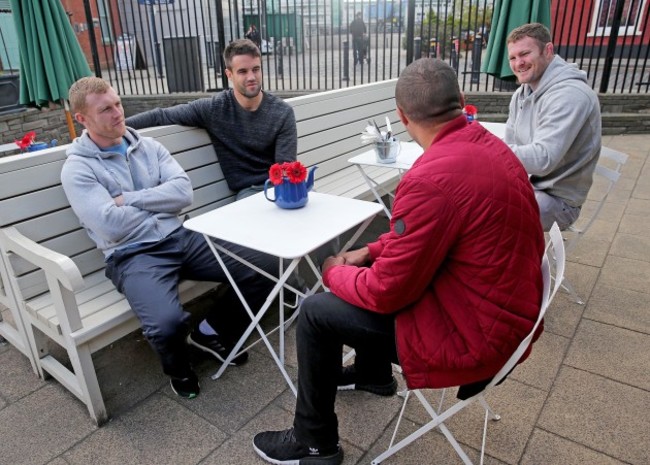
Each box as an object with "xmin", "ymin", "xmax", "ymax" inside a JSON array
[
  {"xmin": 10, "ymin": 0, "xmax": 92, "ymax": 139},
  {"xmin": 481, "ymin": 0, "xmax": 552, "ymax": 81}
]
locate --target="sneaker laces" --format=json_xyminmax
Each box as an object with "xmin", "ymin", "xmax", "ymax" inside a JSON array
[{"xmin": 281, "ymin": 427, "xmax": 298, "ymax": 444}]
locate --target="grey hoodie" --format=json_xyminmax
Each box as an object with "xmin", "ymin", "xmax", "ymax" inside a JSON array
[
  {"xmin": 61, "ymin": 128, "xmax": 192, "ymax": 259},
  {"xmin": 505, "ymin": 55, "xmax": 602, "ymax": 207}
]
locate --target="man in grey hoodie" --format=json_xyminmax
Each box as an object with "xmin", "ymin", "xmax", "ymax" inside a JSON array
[
  {"xmin": 505, "ymin": 23, "xmax": 601, "ymax": 231},
  {"xmin": 62, "ymin": 77, "xmax": 275, "ymax": 399}
]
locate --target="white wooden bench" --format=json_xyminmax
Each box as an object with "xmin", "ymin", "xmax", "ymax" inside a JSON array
[{"xmin": 0, "ymin": 79, "xmax": 404, "ymax": 425}]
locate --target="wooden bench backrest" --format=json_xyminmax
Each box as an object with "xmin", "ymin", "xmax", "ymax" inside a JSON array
[
  {"xmin": 289, "ymin": 79, "xmax": 406, "ymax": 196},
  {"xmin": 0, "ymin": 125, "xmax": 234, "ymax": 301}
]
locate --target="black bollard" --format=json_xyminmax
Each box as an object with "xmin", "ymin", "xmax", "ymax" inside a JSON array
[
  {"xmin": 470, "ymin": 35, "xmax": 482, "ymax": 85},
  {"xmin": 343, "ymin": 40, "xmax": 349, "ymax": 81},
  {"xmin": 276, "ymin": 40, "xmax": 283, "ymax": 77},
  {"xmin": 414, "ymin": 37, "xmax": 421, "ymax": 60}
]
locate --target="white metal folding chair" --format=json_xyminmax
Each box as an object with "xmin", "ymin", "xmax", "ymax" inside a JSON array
[
  {"xmin": 599, "ymin": 146, "xmax": 629, "ymax": 172},
  {"xmin": 561, "ymin": 147, "xmax": 627, "ymax": 303},
  {"xmin": 372, "ymin": 223, "xmax": 565, "ymax": 465}
]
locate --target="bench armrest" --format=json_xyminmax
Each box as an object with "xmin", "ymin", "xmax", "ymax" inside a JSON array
[{"xmin": 0, "ymin": 226, "xmax": 84, "ymax": 292}]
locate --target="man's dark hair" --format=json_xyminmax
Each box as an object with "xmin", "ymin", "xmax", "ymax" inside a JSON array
[
  {"xmin": 223, "ymin": 38, "xmax": 261, "ymax": 69},
  {"xmin": 507, "ymin": 23, "xmax": 552, "ymax": 51},
  {"xmin": 395, "ymin": 58, "xmax": 462, "ymax": 124}
]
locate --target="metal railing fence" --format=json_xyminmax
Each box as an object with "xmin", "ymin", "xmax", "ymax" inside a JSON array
[{"xmin": 76, "ymin": 0, "xmax": 649, "ymax": 95}]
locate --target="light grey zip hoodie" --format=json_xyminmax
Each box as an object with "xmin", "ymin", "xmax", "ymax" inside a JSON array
[
  {"xmin": 61, "ymin": 127, "xmax": 192, "ymax": 259},
  {"xmin": 505, "ymin": 55, "xmax": 602, "ymax": 207}
]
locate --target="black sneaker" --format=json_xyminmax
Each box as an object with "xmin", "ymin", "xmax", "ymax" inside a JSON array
[
  {"xmin": 337, "ymin": 365, "xmax": 397, "ymax": 396},
  {"xmin": 187, "ymin": 330, "xmax": 249, "ymax": 366},
  {"xmin": 253, "ymin": 427, "xmax": 343, "ymax": 465},
  {"xmin": 170, "ymin": 372, "xmax": 200, "ymax": 399}
]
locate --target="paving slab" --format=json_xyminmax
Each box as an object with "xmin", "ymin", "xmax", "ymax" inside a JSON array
[
  {"xmin": 538, "ymin": 366, "xmax": 650, "ymax": 465},
  {"xmin": 609, "ymin": 232, "xmax": 650, "ymax": 262},
  {"xmin": 0, "ymin": 343, "xmax": 46, "ymax": 402},
  {"xmin": 585, "ymin": 284, "xmax": 650, "ymax": 333},
  {"xmin": 62, "ymin": 393, "xmax": 226, "ymax": 465},
  {"xmin": 510, "ymin": 331, "xmax": 569, "ymax": 391},
  {"xmin": 599, "ymin": 255, "xmax": 650, "ymax": 294},
  {"xmin": 177, "ymin": 349, "xmax": 293, "ymax": 434},
  {"xmin": 521, "ymin": 429, "xmax": 628, "ymax": 465},
  {"xmin": 619, "ymin": 211, "xmax": 650, "ymax": 236},
  {"xmin": 0, "ymin": 384, "xmax": 96, "ymax": 465},
  {"xmin": 565, "ymin": 319, "xmax": 650, "ymax": 390}
]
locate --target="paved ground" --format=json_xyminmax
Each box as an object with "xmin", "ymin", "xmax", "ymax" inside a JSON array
[{"xmin": 1, "ymin": 133, "xmax": 649, "ymax": 465}]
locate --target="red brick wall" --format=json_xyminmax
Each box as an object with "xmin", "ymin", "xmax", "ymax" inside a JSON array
[{"xmin": 60, "ymin": 0, "xmax": 122, "ymax": 72}]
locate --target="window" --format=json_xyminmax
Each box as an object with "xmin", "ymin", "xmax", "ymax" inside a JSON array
[
  {"xmin": 591, "ymin": 0, "xmax": 648, "ymax": 36},
  {"xmin": 96, "ymin": 0, "xmax": 113, "ymax": 45}
]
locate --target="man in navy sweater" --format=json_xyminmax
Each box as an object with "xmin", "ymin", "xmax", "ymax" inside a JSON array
[{"xmin": 126, "ymin": 39, "xmax": 297, "ymax": 199}]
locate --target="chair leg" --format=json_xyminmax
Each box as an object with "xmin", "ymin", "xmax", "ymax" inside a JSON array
[
  {"xmin": 561, "ymin": 278, "xmax": 585, "ymax": 305},
  {"xmin": 388, "ymin": 390, "xmax": 411, "ymax": 448},
  {"xmin": 478, "ymin": 396, "xmax": 501, "ymax": 421},
  {"xmin": 372, "ymin": 389, "xmax": 475, "ymax": 465}
]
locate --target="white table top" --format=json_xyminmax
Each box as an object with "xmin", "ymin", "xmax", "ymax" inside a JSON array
[
  {"xmin": 183, "ymin": 192, "xmax": 383, "ymax": 259},
  {"xmin": 348, "ymin": 141, "xmax": 423, "ymax": 170},
  {"xmin": 480, "ymin": 121, "xmax": 506, "ymax": 140}
]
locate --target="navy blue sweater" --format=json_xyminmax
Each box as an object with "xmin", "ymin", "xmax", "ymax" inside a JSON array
[{"xmin": 126, "ymin": 90, "xmax": 297, "ymax": 192}]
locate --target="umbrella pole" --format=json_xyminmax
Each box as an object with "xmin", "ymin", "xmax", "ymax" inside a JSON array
[{"xmin": 63, "ymin": 99, "xmax": 77, "ymax": 140}]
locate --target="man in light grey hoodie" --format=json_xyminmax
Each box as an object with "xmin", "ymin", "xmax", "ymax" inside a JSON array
[
  {"xmin": 505, "ymin": 23, "xmax": 601, "ymax": 231},
  {"xmin": 62, "ymin": 77, "xmax": 275, "ymax": 399}
]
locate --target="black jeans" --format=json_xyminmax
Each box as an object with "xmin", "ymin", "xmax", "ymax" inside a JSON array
[{"xmin": 293, "ymin": 292, "xmax": 398, "ymax": 448}]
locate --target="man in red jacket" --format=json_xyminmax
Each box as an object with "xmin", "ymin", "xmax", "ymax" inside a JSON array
[{"xmin": 252, "ymin": 59, "xmax": 545, "ymax": 465}]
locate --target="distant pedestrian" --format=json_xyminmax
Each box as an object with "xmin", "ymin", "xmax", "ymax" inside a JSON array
[
  {"xmin": 245, "ymin": 24, "xmax": 262, "ymax": 49},
  {"xmin": 350, "ymin": 12, "xmax": 367, "ymax": 65}
]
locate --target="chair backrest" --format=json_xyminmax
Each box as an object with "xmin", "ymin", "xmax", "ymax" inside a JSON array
[
  {"xmin": 567, "ymin": 163, "xmax": 620, "ymax": 248},
  {"xmin": 599, "ymin": 146, "xmax": 629, "ymax": 172},
  {"xmin": 487, "ymin": 222, "xmax": 565, "ymax": 389}
]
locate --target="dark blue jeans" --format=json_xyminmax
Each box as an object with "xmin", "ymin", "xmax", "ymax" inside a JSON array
[
  {"xmin": 293, "ymin": 292, "xmax": 398, "ymax": 448},
  {"xmin": 105, "ymin": 227, "xmax": 276, "ymax": 378}
]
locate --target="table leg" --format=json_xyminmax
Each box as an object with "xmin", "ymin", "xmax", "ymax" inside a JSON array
[
  {"xmin": 355, "ymin": 165, "xmax": 393, "ymax": 218},
  {"xmin": 203, "ymin": 237, "xmax": 306, "ymax": 395}
]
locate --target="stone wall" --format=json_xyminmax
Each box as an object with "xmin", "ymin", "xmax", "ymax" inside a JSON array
[{"xmin": 2, "ymin": 91, "xmax": 649, "ymax": 157}]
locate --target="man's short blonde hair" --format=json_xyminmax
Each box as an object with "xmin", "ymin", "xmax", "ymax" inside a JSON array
[{"xmin": 68, "ymin": 77, "xmax": 111, "ymax": 113}]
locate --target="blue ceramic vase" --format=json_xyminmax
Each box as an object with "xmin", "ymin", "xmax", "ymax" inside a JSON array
[{"xmin": 264, "ymin": 166, "xmax": 317, "ymax": 209}]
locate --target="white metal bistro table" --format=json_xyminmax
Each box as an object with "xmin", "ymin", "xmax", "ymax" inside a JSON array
[
  {"xmin": 348, "ymin": 141, "xmax": 423, "ymax": 218},
  {"xmin": 480, "ymin": 121, "xmax": 506, "ymax": 140},
  {"xmin": 183, "ymin": 191, "xmax": 383, "ymax": 395},
  {"xmin": 349, "ymin": 124, "xmax": 507, "ymax": 218}
]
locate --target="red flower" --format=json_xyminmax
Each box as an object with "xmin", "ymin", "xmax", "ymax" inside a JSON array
[
  {"xmin": 464, "ymin": 104, "xmax": 478, "ymax": 116},
  {"xmin": 285, "ymin": 161, "xmax": 307, "ymax": 184},
  {"xmin": 15, "ymin": 131, "xmax": 36, "ymax": 150},
  {"xmin": 268, "ymin": 161, "xmax": 308, "ymax": 185},
  {"xmin": 269, "ymin": 163, "xmax": 284, "ymax": 185}
]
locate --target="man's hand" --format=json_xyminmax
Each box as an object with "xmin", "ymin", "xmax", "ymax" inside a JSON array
[
  {"xmin": 321, "ymin": 246, "xmax": 371, "ymax": 274},
  {"xmin": 340, "ymin": 246, "xmax": 370, "ymax": 266},
  {"xmin": 113, "ymin": 195, "xmax": 124, "ymax": 206},
  {"xmin": 322, "ymin": 256, "xmax": 346, "ymax": 274}
]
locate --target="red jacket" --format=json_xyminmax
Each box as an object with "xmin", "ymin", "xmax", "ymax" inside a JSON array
[{"xmin": 324, "ymin": 116, "xmax": 545, "ymax": 389}]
